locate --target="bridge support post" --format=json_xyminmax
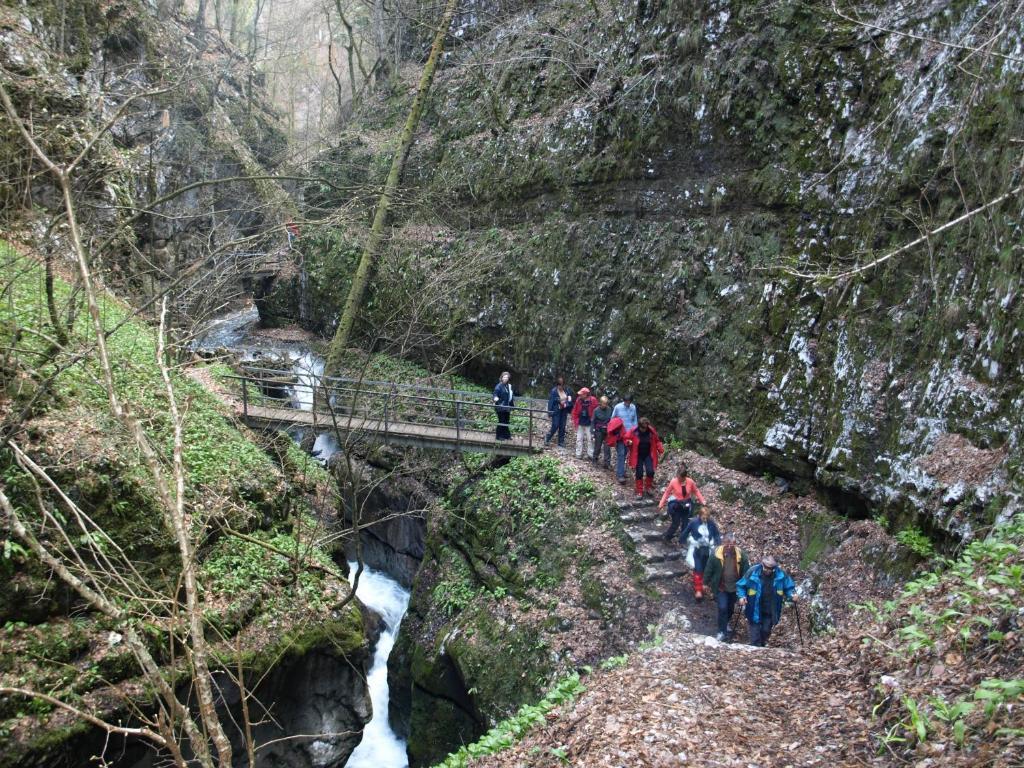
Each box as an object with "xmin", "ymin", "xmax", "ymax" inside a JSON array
[
  {"xmin": 455, "ymin": 400, "xmax": 461, "ymax": 447},
  {"xmin": 242, "ymin": 377, "xmax": 249, "ymax": 419},
  {"xmin": 528, "ymin": 406, "xmax": 533, "ymax": 450}
]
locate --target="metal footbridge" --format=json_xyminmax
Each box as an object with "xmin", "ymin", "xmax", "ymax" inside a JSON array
[{"xmin": 228, "ymin": 367, "xmax": 548, "ymax": 456}]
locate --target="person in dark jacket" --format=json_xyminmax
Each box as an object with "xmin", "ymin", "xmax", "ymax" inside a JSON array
[
  {"xmin": 704, "ymin": 533, "xmax": 749, "ymax": 641},
  {"xmin": 544, "ymin": 376, "xmax": 573, "ymax": 447},
  {"xmin": 591, "ymin": 396, "xmax": 613, "ymax": 467},
  {"xmin": 492, "ymin": 371, "xmax": 514, "ymax": 440},
  {"xmin": 681, "ymin": 507, "xmax": 721, "ymax": 601},
  {"xmin": 737, "ymin": 556, "xmax": 797, "ymax": 647}
]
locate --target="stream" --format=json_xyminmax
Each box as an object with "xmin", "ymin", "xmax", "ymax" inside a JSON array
[
  {"xmin": 196, "ymin": 306, "xmax": 412, "ymax": 767},
  {"xmin": 344, "ymin": 564, "xmax": 411, "ymax": 768}
]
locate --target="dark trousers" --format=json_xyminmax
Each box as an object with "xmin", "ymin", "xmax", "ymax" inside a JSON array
[
  {"xmin": 495, "ymin": 408, "xmax": 511, "ymax": 440},
  {"xmin": 693, "ymin": 545, "xmax": 711, "ymax": 574},
  {"xmin": 717, "ymin": 590, "xmax": 738, "ymax": 635},
  {"xmin": 634, "ymin": 453, "xmax": 654, "ymax": 479},
  {"xmin": 748, "ymin": 616, "xmax": 777, "ymax": 647},
  {"xmin": 593, "ymin": 428, "xmax": 610, "ymax": 465},
  {"xmin": 545, "ymin": 409, "xmax": 568, "ymax": 445},
  {"xmin": 664, "ymin": 499, "xmax": 693, "ymax": 540}
]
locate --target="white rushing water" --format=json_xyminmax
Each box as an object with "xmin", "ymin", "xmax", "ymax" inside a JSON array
[
  {"xmin": 345, "ymin": 563, "xmax": 411, "ymax": 768},
  {"xmin": 290, "ymin": 351, "xmax": 325, "ymax": 411}
]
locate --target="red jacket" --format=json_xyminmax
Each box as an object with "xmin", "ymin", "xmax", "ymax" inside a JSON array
[
  {"xmin": 625, "ymin": 425, "xmax": 664, "ymax": 471},
  {"xmin": 605, "ymin": 417, "xmax": 627, "ymax": 447},
  {"xmin": 571, "ymin": 395, "xmax": 598, "ymax": 427}
]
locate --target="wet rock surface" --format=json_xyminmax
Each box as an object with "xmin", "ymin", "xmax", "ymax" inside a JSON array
[{"xmin": 263, "ymin": 0, "xmax": 1024, "ymax": 540}]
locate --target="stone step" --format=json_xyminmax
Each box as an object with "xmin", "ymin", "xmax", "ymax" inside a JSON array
[
  {"xmin": 624, "ymin": 524, "xmax": 666, "ymax": 544},
  {"xmin": 635, "ymin": 542, "xmax": 684, "ymax": 564},
  {"xmin": 619, "ymin": 508, "xmax": 663, "ymax": 524},
  {"xmin": 615, "ymin": 498, "xmax": 659, "ymax": 511},
  {"xmin": 643, "ymin": 559, "xmax": 690, "ymax": 582}
]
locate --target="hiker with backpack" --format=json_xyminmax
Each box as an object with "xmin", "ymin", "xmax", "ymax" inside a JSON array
[
  {"xmin": 544, "ymin": 376, "xmax": 573, "ymax": 448},
  {"xmin": 658, "ymin": 463, "xmax": 707, "ymax": 543},
  {"xmin": 625, "ymin": 417, "xmax": 664, "ymax": 499},
  {"xmin": 492, "ymin": 371, "xmax": 515, "ymax": 441},
  {"xmin": 681, "ymin": 506, "xmax": 721, "ymax": 602},
  {"xmin": 591, "ymin": 395, "xmax": 613, "ymax": 467},
  {"xmin": 737, "ymin": 555, "xmax": 798, "ymax": 647},
  {"xmin": 571, "ymin": 388, "xmax": 598, "ymax": 459},
  {"xmin": 704, "ymin": 533, "xmax": 749, "ymax": 641},
  {"xmin": 610, "ymin": 394, "xmax": 638, "ymax": 482}
]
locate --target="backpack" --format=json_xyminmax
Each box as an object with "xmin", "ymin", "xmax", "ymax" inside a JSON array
[{"xmin": 577, "ymin": 397, "xmax": 594, "ymax": 424}]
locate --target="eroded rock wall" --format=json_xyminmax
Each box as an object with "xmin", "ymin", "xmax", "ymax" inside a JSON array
[{"xmin": 268, "ymin": 0, "xmax": 1023, "ymax": 536}]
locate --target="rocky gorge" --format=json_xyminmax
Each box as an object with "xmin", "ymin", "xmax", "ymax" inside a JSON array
[
  {"xmin": 259, "ymin": 0, "xmax": 1024, "ymax": 544},
  {"xmin": 1, "ymin": 0, "xmax": 1022, "ymax": 765}
]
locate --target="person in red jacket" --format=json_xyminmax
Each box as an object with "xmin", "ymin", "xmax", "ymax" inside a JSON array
[
  {"xmin": 605, "ymin": 416, "xmax": 629, "ymax": 483},
  {"xmin": 571, "ymin": 387, "xmax": 598, "ymax": 459},
  {"xmin": 626, "ymin": 417, "xmax": 665, "ymax": 499}
]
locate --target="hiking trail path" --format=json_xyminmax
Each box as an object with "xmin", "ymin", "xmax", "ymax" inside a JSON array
[{"xmin": 478, "ymin": 446, "xmax": 890, "ymax": 768}]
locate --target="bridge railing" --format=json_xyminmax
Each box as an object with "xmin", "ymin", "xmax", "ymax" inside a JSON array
[{"xmin": 228, "ymin": 366, "xmax": 561, "ymax": 451}]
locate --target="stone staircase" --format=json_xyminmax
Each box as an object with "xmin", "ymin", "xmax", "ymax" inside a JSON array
[{"xmin": 615, "ymin": 499, "xmax": 690, "ymax": 585}]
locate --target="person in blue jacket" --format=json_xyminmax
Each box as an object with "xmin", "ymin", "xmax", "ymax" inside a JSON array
[
  {"xmin": 736, "ymin": 555, "xmax": 797, "ymax": 647},
  {"xmin": 544, "ymin": 376, "xmax": 573, "ymax": 447},
  {"xmin": 492, "ymin": 371, "xmax": 514, "ymax": 440}
]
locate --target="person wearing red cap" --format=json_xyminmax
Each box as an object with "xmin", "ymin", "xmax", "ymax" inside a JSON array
[
  {"xmin": 571, "ymin": 387, "xmax": 598, "ymax": 459},
  {"xmin": 626, "ymin": 417, "xmax": 664, "ymax": 499}
]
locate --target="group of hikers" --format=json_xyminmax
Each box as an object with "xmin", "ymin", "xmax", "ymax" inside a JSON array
[
  {"xmin": 493, "ymin": 373, "xmax": 664, "ymax": 497},
  {"xmin": 493, "ymin": 373, "xmax": 799, "ymax": 647},
  {"xmin": 660, "ymin": 470, "xmax": 799, "ymax": 645}
]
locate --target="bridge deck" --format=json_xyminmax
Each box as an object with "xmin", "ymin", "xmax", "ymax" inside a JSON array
[{"xmin": 242, "ymin": 404, "xmax": 541, "ymax": 456}]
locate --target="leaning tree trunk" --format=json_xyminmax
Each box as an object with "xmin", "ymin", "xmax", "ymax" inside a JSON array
[{"xmin": 325, "ymin": 0, "xmax": 458, "ymax": 373}]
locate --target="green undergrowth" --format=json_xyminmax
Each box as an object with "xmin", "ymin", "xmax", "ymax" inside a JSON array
[
  {"xmin": 1, "ymin": 246, "xmax": 274, "ymax": 491},
  {"xmin": 0, "ymin": 243, "xmax": 364, "ymax": 757},
  {"xmin": 432, "ymin": 671, "xmax": 586, "ymax": 768},
  {"xmin": 398, "ymin": 453, "xmax": 645, "ymax": 765},
  {"xmin": 856, "ymin": 517, "xmax": 1024, "ymax": 759}
]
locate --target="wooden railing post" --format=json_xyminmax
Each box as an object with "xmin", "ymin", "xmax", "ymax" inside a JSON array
[
  {"xmin": 456, "ymin": 400, "xmax": 461, "ymax": 446},
  {"xmin": 528, "ymin": 405, "xmax": 533, "ymax": 449},
  {"xmin": 242, "ymin": 377, "xmax": 249, "ymax": 419}
]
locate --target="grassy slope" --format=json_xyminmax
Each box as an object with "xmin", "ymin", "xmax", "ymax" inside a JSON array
[{"xmin": 0, "ymin": 241, "xmax": 363, "ymax": 760}]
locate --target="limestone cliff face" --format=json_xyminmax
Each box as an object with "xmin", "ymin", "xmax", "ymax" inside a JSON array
[
  {"xmin": 0, "ymin": 0, "xmax": 288, "ymax": 315},
  {"xmin": 267, "ymin": 0, "xmax": 1023, "ymax": 536}
]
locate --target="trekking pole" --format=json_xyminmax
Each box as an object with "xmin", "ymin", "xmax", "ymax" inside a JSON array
[
  {"xmin": 792, "ymin": 601, "xmax": 805, "ymax": 649},
  {"xmin": 728, "ymin": 600, "xmax": 742, "ymax": 642}
]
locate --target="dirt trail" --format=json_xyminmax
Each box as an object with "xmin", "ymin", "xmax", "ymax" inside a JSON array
[{"xmin": 477, "ymin": 447, "xmax": 892, "ymax": 767}]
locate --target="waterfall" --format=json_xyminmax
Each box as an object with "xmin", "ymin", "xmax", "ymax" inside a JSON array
[
  {"xmin": 345, "ymin": 563, "xmax": 411, "ymax": 768},
  {"xmin": 289, "ymin": 351, "xmax": 324, "ymax": 412}
]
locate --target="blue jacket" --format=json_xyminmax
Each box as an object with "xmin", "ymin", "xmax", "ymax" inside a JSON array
[
  {"xmin": 737, "ymin": 564, "xmax": 796, "ymax": 625},
  {"xmin": 682, "ymin": 517, "xmax": 721, "ymax": 549},
  {"xmin": 611, "ymin": 402, "xmax": 637, "ymax": 430},
  {"xmin": 547, "ymin": 387, "xmax": 572, "ymax": 415},
  {"xmin": 493, "ymin": 382, "xmax": 514, "ymax": 411}
]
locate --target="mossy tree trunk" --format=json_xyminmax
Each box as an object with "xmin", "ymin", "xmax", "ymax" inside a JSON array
[{"xmin": 326, "ymin": 0, "xmax": 459, "ymax": 373}]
